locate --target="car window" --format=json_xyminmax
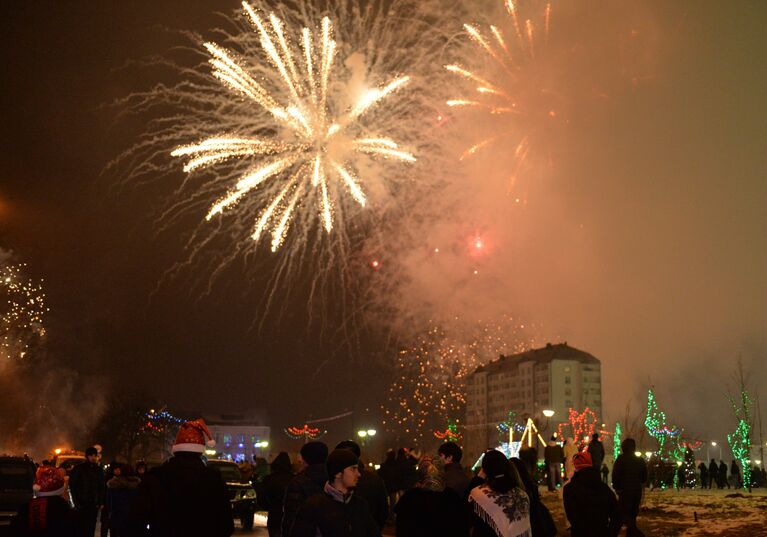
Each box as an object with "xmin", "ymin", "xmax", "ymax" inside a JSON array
[
  {"xmin": 209, "ymin": 462, "xmax": 242, "ymax": 482},
  {"xmin": 0, "ymin": 463, "xmax": 35, "ymax": 490}
]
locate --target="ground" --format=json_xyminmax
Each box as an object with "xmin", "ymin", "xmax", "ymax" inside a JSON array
[{"xmin": 540, "ymin": 487, "xmax": 767, "ymax": 536}]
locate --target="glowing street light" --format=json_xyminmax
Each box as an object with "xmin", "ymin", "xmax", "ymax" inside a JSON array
[
  {"xmin": 542, "ymin": 409, "xmax": 555, "ymax": 418},
  {"xmin": 357, "ymin": 430, "xmax": 367, "ymax": 438},
  {"xmin": 366, "ymin": 429, "xmax": 377, "ymax": 436}
]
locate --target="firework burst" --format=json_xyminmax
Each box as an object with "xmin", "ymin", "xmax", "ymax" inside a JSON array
[
  {"xmin": 172, "ymin": 2, "xmax": 415, "ymax": 252},
  {"xmin": 1, "ymin": 262, "xmax": 48, "ymax": 362}
]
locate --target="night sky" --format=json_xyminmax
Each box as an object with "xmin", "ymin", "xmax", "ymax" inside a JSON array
[{"xmin": 2, "ymin": 1, "xmax": 766, "ymax": 447}]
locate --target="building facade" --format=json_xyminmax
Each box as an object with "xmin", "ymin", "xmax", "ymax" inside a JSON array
[
  {"xmin": 205, "ymin": 413, "xmax": 270, "ymax": 462},
  {"xmin": 464, "ymin": 343, "xmax": 603, "ymax": 461}
]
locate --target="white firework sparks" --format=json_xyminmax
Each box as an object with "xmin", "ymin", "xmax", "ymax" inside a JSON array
[{"xmin": 1, "ymin": 262, "xmax": 47, "ymax": 362}]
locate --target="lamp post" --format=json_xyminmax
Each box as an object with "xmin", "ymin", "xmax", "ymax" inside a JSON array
[
  {"xmin": 542, "ymin": 409, "xmax": 555, "ymax": 438},
  {"xmin": 357, "ymin": 429, "xmax": 376, "ymax": 447}
]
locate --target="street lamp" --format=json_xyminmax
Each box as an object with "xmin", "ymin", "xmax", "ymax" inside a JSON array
[
  {"xmin": 542, "ymin": 409, "xmax": 555, "ymax": 418},
  {"xmin": 367, "ymin": 429, "xmax": 377, "ymax": 436},
  {"xmin": 357, "ymin": 430, "xmax": 367, "ymax": 438}
]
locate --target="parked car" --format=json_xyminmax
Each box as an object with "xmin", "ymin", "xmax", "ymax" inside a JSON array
[
  {"xmin": 0, "ymin": 456, "xmax": 36, "ymax": 535},
  {"xmin": 206, "ymin": 459, "xmax": 257, "ymax": 530},
  {"xmin": 51, "ymin": 450, "xmax": 85, "ymax": 475}
]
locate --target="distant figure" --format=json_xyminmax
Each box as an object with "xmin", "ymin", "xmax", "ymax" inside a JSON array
[
  {"xmin": 377, "ymin": 450, "xmax": 400, "ymax": 508},
  {"xmin": 588, "ymin": 433, "xmax": 606, "ymax": 471},
  {"xmin": 261, "ymin": 452, "xmax": 293, "ymax": 537},
  {"xmin": 10, "ymin": 466, "xmax": 77, "ymax": 536},
  {"xmin": 718, "ymin": 460, "xmax": 729, "ymax": 489},
  {"xmin": 544, "ymin": 436, "xmax": 564, "ymax": 491},
  {"xmin": 708, "ymin": 459, "xmax": 719, "ymax": 489},
  {"xmin": 68, "ymin": 446, "xmax": 105, "ymax": 537},
  {"xmin": 135, "ymin": 461, "xmax": 148, "ymax": 480},
  {"xmin": 601, "ymin": 463, "xmax": 609, "ymax": 484},
  {"xmin": 337, "ymin": 440, "xmax": 389, "ymax": 529},
  {"xmin": 698, "ymin": 462, "xmax": 709, "ymax": 489},
  {"xmin": 438, "ymin": 441, "xmax": 470, "ymax": 499},
  {"xmin": 130, "ymin": 418, "xmax": 233, "ymax": 537},
  {"xmin": 106, "ymin": 464, "xmax": 141, "ymax": 537},
  {"xmin": 289, "ymin": 449, "xmax": 380, "ymax": 537},
  {"xmin": 469, "ymin": 450, "xmax": 531, "ymax": 537},
  {"xmin": 281, "ymin": 441, "xmax": 329, "ymax": 537},
  {"xmin": 612, "ymin": 438, "xmax": 647, "ymax": 537},
  {"xmin": 395, "ymin": 456, "xmax": 468, "ymax": 537},
  {"xmin": 730, "ymin": 460, "xmax": 741, "ymax": 489},
  {"xmin": 564, "ymin": 452, "xmax": 621, "ymax": 537},
  {"xmin": 563, "ymin": 438, "xmax": 579, "ymax": 482},
  {"xmin": 396, "ymin": 448, "xmax": 419, "ymax": 492}
]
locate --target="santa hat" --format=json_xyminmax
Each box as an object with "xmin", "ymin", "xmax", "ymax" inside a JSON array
[
  {"xmin": 172, "ymin": 418, "xmax": 216, "ymax": 454},
  {"xmin": 573, "ymin": 451, "xmax": 593, "ymax": 472},
  {"xmin": 33, "ymin": 467, "xmax": 66, "ymax": 497}
]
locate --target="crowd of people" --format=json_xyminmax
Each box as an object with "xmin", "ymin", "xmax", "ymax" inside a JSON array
[{"xmin": 9, "ymin": 418, "xmax": 766, "ymax": 537}]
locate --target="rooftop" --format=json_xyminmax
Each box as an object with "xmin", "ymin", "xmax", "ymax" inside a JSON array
[{"xmin": 473, "ymin": 342, "xmax": 599, "ymax": 375}]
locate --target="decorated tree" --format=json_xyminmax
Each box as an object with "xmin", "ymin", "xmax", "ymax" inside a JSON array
[
  {"xmin": 557, "ymin": 407, "xmax": 598, "ymax": 448},
  {"xmin": 644, "ymin": 389, "xmax": 680, "ymax": 459},
  {"xmin": 727, "ymin": 363, "xmax": 753, "ymax": 491},
  {"xmin": 613, "ymin": 421, "xmax": 622, "ymax": 461},
  {"xmin": 434, "ymin": 419, "xmax": 461, "ymax": 443}
]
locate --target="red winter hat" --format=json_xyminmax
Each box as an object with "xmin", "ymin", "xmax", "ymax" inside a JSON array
[
  {"xmin": 573, "ymin": 451, "xmax": 593, "ymax": 472},
  {"xmin": 34, "ymin": 466, "xmax": 66, "ymax": 497},
  {"xmin": 172, "ymin": 418, "xmax": 216, "ymax": 454}
]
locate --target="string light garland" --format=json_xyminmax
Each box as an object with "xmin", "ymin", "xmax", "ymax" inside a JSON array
[
  {"xmin": 557, "ymin": 407, "xmax": 598, "ymax": 448},
  {"xmin": 434, "ymin": 420, "xmax": 461, "ymax": 442},
  {"xmin": 285, "ymin": 424, "xmax": 324, "ymax": 441},
  {"xmin": 613, "ymin": 421, "xmax": 622, "ymax": 461},
  {"xmin": 141, "ymin": 408, "xmax": 185, "ymax": 434},
  {"xmin": 727, "ymin": 388, "xmax": 753, "ymax": 490}
]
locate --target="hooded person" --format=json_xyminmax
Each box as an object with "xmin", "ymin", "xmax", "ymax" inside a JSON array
[
  {"xmin": 563, "ymin": 452, "xmax": 621, "ymax": 537},
  {"xmin": 130, "ymin": 418, "xmax": 234, "ymax": 537},
  {"xmin": 9, "ymin": 466, "xmax": 77, "ymax": 536},
  {"xmin": 289, "ymin": 449, "xmax": 379, "ymax": 537},
  {"xmin": 395, "ymin": 456, "xmax": 469, "ymax": 537},
  {"xmin": 611, "ymin": 438, "xmax": 647, "ymax": 537},
  {"xmin": 469, "ymin": 450, "xmax": 531, "ymax": 537},
  {"xmin": 281, "ymin": 441, "xmax": 329, "ymax": 537}
]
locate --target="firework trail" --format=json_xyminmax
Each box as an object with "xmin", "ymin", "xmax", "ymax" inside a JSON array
[
  {"xmin": 1, "ymin": 262, "xmax": 47, "ymax": 363},
  {"xmin": 112, "ymin": 0, "xmax": 451, "ymax": 323},
  {"xmin": 383, "ymin": 316, "xmax": 536, "ymax": 444}
]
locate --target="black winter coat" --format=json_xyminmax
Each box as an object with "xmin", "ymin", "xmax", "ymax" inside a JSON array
[
  {"xmin": 68, "ymin": 461, "xmax": 105, "ymax": 508},
  {"xmin": 588, "ymin": 440, "xmax": 606, "ymax": 468},
  {"xmin": 106, "ymin": 476, "xmax": 141, "ymax": 536},
  {"xmin": 612, "ymin": 454, "xmax": 647, "ymax": 495},
  {"xmin": 9, "ymin": 496, "xmax": 77, "ymax": 537},
  {"xmin": 355, "ymin": 468, "xmax": 388, "ymax": 529},
  {"xmin": 129, "ymin": 453, "xmax": 233, "ymax": 537},
  {"xmin": 563, "ymin": 468, "xmax": 621, "ymax": 537},
  {"xmin": 544, "ymin": 444, "xmax": 564, "ymax": 465},
  {"xmin": 290, "ymin": 490, "xmax": 379, "ymax": 537},
  {"xmin": 443, "ymin": 463, "xmax": 470, "ymax": 499},
  {"xmin": 281, "ymin": 463, "xmax": 328, "ymax": 537},
  {"xmin": 260, "ymin": 470, "xmax": 293, "ymax": 532},
  {"xmin": 394, "ymin": 487, "xmax": 468, "ymax": 537}
]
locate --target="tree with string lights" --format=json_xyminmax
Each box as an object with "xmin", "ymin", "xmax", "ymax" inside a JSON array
[{"xmin": 727, "ymin": 362, "xmax": 753, "ymax": 491}]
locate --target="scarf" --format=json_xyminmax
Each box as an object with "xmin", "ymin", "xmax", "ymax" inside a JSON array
[
  {"xmin": 324, "ymin": 481, "xmax": 353, "ymax": 504},
  {"xmin": 469, "ymin": 484, "xmax": 531, "ymax": 537}
]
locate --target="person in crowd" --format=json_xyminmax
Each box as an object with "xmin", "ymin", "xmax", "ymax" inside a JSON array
[
  {"xmin": 708, "ymin": 459, "xmax": 719, "ymax": 489},
  {"xmin": 517, "ymin": 446, "xmax": 539, "ymax": 484},
  {"xmin": 601, "ymin": 463, "xmax": 610, "ymax": 484},
  {"xmin": 437, "ymin": 441, "xmax": 470, "ymax": 499},
  {"xmin": 698, "ymin": 461, "xmax": 709, "ymax": 489},
  {"xmin": 289, "ymin": 448, "xmax": 380, "ymax": 537},
  {"xmin": 260, "ymin": 452, "xmax": 293, "ymax": 537},
  {"xmin": 612, "ymin": 438, "xmax": 647, "ymax": 537},
  {"xmin": 69, "ymin": 446, "xmax": 105, "ymax": 537},
  {"xmin": 468, "ymin": 450, "xmax": 530, "ymax": 537},
  {"xmin": 563, "ymin": 452, "xmax": 621, "ymax": 537},
  {"xmin": 238, "ymin": 459, "xmax": 254, "ymax": 483},
  {"xmin": 543, "ymin": 436, "xmax": 564, "ymax": 491},
  {"xmin": 135, "ymin": 461, "xmax": 148, "ymax": 480},
  {"xmin": 730, "ymin": 460, "xmax": 741, "ymax": 489},
  {"xmin": 337, "ymin": 440, "xmax": 388, "ymax": 529},
  {"xmin": 130, "ymin": 418, "xmax": 233, "ymax": 537},
  {"xmin": 588, "ymin": 433, "xmax": 605, "ymax": 471},
  {"xmin": 106, "ymin": 463, "xmax": 141, "ymax": 537},
  {"xmin": 563, "ymin": 438, "xmax": 578, "ymax": 483},
  {"xmin": 718, "ymin": 460, "xmax": 729, "ymax": 489},
  {"xmin": 395, "ymin": 455, "xmax": 468, "ymax": 537},
  {"xmin": 100, "ymin": 461, "xmax": 118, "ymax": 537},
  {"xmin": 396, "ymin": 448, "xmax": 419, "ymax": 493},
  {"xmin": 10, "ymin": 466, "xmax": 77, "ymax": 536},
  {"xmin": 510, "ymin": 457, "xmax": 557, "ymax": 537},
  {"xmin": 281, "ymin": 441, "xmax": 329, "ymax": 537},
  {"xmin": 377, "ymin": 450, "xmax": 400, "ymax": 509}
]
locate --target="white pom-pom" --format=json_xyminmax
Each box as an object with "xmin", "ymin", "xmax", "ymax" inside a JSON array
[
  {"xmin": 33, "ymin": 484, "xmax": 41, "ymax": 492},
  {"xmin": 206, "ymin": 439, "xmax": 216, "ymax": 448}
]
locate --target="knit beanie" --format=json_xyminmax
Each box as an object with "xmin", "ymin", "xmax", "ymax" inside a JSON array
[
  {"xmin": 326, "ymin": 448, "xmax": 359, "ymax": 480},
  {"xmin": 300, "ymin": 441, "xmax": 329, "ymax": 465}
]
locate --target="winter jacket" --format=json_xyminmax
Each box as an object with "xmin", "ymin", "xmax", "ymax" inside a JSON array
[
  {"xmin": 395, "ymin": 487, "xmax": 468, "ymax": 537},
  {"xmin": 377, "ymin": 458, "xmax": 399, "ymax": 494},
  {"xmin": 261, "ymin": 469, "xmax": 293, "ymax": 532},
  {"xmin": 289, "ymin": 483, "xmax": 380, "ymax": 537},
  {"xmin": 612, "ymin": 453, "xmax": 647, "ymax": 495},
  {"xmin": 543, "ymin": 443, "xmax": 564, "ymax": 465},
  {"xmin": 130, "ymin": 452, "xmax": 233, "ymax": 537},
  {"xmin": 106, "ymin": 475, "xmax": 141, "ymax": 536},
  {"xmin": 9, "ymin": 496, "xmax": 77, "ymax": 537},
  {"xmin": 355, "ymin": 467, "xmax": 389, "ymax": 529},
  {"xmin": 588, "ymin": 440, "xmax": 605, "ymax": 469},
  {"xmin": 281, "ymin": 463, "xmax": 328, "ymax": 537},
  {"xmin": 68, "ymin": 461, "xmax": 105, "ymax": 508},
  {"xmin": 443, "ymin": 463, "xmax": 470, "ymax": 499},
  {"xmin": 563, "ymin": 467, "xmax": 621, "ymax": 537}
]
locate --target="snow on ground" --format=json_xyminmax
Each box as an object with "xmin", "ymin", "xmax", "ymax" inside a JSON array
[{"xmin": 540, "ymin": 487, "xmax": 767, "ymax": 536}]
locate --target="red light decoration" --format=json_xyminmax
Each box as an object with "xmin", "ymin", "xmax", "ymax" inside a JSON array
[
  {"xmin": 434, "ymin": 420, "xmax": 461, "ymax": 442},
  {"xmin": 557, "ymin": 407, "xmax": 598, "ymax": 448},
  {"xmin": 284, "ymin": 424, "xmax": 324, "ymax": 441}
]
